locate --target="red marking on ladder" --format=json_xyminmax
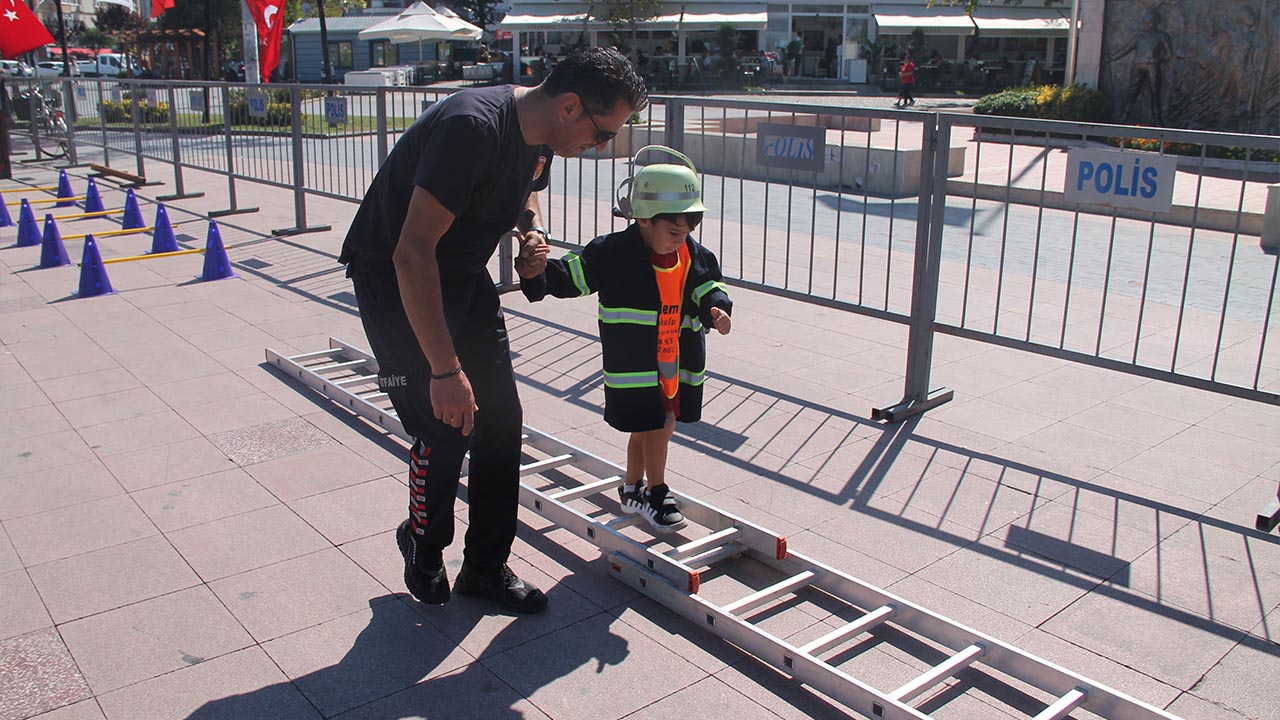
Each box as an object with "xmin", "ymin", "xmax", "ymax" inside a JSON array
[
  {"xmin": 688, "ymin": 570, "xmax": 701, "ymax": 594},
  {"xmin": 610, "ymin": 561, "xmax": 621, "ymax": 574},
  {"xmin": 776, "ymin": 536, "xmax": 788, "ymax": 560}
]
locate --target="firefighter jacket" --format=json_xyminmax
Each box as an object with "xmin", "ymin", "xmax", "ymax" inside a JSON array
[{"xmin": 521, "ymin": 224, "xmax": 733, "ymax": 433}]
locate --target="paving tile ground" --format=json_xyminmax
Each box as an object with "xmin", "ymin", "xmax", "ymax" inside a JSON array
[{"xmin": 0, "ymin": 124, "xmax": 1276, "ymax": 720}]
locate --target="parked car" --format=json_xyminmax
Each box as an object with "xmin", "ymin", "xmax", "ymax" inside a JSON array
[
  {"xmin": 0, "ymin": 60, "xmax": 32, "ymax": 77},
  {"xmin": 76, "ymin": 54, "xmax": 127, "ymax": 78},
  {"xmin": 33, "ymin": 61, "xmax": 81, "ymax": 79}
]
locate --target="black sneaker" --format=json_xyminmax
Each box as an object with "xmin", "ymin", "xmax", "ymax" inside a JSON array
[
  {"xmin": 396, "ymin": 520, "xmax": 450, "ymax": 605},
  {"xmin": 618, "ymin": 483, "xmax": 645, "ymax": 515},
  {"xmin": 454, "ymin": 561, "xmax": 548, "ymax": 614},
  {"xmin": 641, "ymin": 484, "xmax": 687, "ymax": 532}
]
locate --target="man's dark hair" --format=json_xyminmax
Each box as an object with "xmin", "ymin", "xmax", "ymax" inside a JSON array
[
  {"xmin": 649, "ymin": 211, "xmax": 703, "ymax": 231},
  {"xmin": 544, "ymin": 47, "xmax": 648, "ymax": 116}
]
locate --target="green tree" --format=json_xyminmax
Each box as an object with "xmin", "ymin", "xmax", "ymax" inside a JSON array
[
  {"xmin": 931, "ymin": 0, "xmax": 1068, "ymax": 13},
  {"xmin": 713, "ymin": 24, "xmax": 742, "ymax": 83},
  {"xmin": 451, "ymin": 0, "xmax": 504, "ymax": 32},
  {"xmin": 595, "ymin": 0, "xmax": 665, "ymax": 65},
  {"xmin": 94, "ymin": 5, "xmax": 147, "ymax": 39}
]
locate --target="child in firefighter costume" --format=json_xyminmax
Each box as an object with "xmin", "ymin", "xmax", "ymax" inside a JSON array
[{"xmin": 518, "ymin": 146, "xmax": 733, "ymax": 531}]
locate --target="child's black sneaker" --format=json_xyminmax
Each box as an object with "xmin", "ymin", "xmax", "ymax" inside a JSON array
[
  {"xmin": 618, "ymin": 483, "xmax": 645, "ymax": 515},
  {"xmin": 454, "ymin": 561, "xmax": 548, "ymax": 614},
  {"xmin": 641, "ymin": 484, "xmax": 687, "ymax": 532},
  {"xmin": 396, "ymin": 519, "xmax": 450, "ymax": 605}
]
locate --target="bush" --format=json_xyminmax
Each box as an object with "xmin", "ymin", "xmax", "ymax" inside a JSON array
[
  {"xmin": 1036, "ymin": 84, "xmax": 1112, "ymax": 123},
  {"xmin": 226, "ymin": 96, "xmax": 291, "ymax": 126},
  {"xmin": 972, "ymin": 86, "xmax": 1041, "ymax": 118},
  {"xmin": 98, "ymin": 99, "xmax": 170, "ymax": 124},
  {"xmin": 976, "ymin": 84, "xmax": 1112, "ymax": 123}
]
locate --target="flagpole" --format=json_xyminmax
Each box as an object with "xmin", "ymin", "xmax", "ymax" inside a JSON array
[{"xmin": 53, "ymin": 0, "xmax": 71, "ymax": 76}]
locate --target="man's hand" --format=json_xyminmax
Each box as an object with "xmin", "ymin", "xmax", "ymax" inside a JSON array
[
  {"xmin": 431, "ymin": 370, "xmax": 478, "ymax": 435},
  {"xmin": 514, "ymin": 228, "xmax": 550, "ymax": 278},
  {"xmin": 710, "ymin": 306, "xmax": 732, "ymax": 335}
]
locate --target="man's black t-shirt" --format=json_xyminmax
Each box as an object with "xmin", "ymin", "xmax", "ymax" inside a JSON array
[{"xmin": 339, "ymin": 85, "xmax": 553, "ymax": 281}]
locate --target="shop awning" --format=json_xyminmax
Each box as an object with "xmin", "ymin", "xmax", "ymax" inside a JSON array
[
  {"xmin": 872, "ymin": 6, "xmax": 976, "ymax": 36},
  {"xmin": 970, "ymin": 8, "xmax": 1069, "ymax": 36},
  {"xmin": 500, "ymin": 3, "xmax": 767, "ymax": 32}
]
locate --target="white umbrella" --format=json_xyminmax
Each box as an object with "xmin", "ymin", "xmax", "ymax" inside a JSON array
[
  {"xmin": 358, "ymin": 2, "xmax": 475, "ymax": 64},
  {"xmin": 435, "ymin": 5, "xmax": 484, "ymax": 41}
]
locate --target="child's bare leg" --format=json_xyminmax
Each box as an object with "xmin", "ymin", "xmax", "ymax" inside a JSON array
[
  {"xmin": 643, "ymin": 413, "xmax": 677, "ymax": 488},
  {"xmin": 625, "ymin": 432, "xmax": 646, "ymax": 488}
]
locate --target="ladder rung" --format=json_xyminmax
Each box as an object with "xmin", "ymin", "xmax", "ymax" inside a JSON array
[
  {"xmin": 520, "ymin": 453, "xmax": 576, "ymax": 476},
  {"xmin": 890, "ymin": 643, "xmax": 986, "ymax": 703},
  {"xmin": 549, "ymin": 475, "xmax": 622, "ymax": 502},
  {"xmin": 605, "ymin": 515, "xmax": 644, "ymax": 530},
  {"xmin": 1032, "ymin": 688, "xmax": 1087, "ymax": 720},
  {"xmin": 311, "ymin": 359, "xmax": 367, "ymax": 373},
  {"xmin": 799, "ymin": 604, "xmax": 896, "ymax": 657},
  {"xmin": 681, "ymin": 542, "xmax": 744, "ymax": 570},
  {"xmin": 289, "ymin": 348, "xmax": 342, "ymax": 362},
  {"xmin": 722, "ymin": 570, "xmax": 817, "ymax": 616},
  {"xmin": 666, "ymin": 527, "xmax": 742, "ymax": 561},
  {"xmin": 334, "ymin": 374, "xmax": 377, "ymax": 387}
]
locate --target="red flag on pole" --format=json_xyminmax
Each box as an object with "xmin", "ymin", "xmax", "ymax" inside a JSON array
[
  {"xmin": 245, "ymin": 0, "xmax": 286, "ymax": 82},
  {"xmin": 0, "ymin": 0, "xmax": 55, "ymax": 60},
  {"xmin": 151, "ymin": 0, "xmax": 175, "ymax": 19}
]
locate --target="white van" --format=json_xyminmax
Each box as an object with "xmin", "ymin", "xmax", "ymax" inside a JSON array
[{"xmin": 76, "ymin": 54, "xmax": 127, "ymax": 78}]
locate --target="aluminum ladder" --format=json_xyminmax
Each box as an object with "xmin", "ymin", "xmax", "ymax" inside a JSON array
[{"xmin": 266, "ymin": 338, "xmax": 1183, "ymax": 720}]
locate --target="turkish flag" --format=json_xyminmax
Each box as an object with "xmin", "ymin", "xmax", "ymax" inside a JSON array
[
  {"xmin": 245, "ymin": 0, "xmax": 286, "ymax": 82},
  {"xmin": 0, "ymin": 0, "xmax": 55, "ymax": 60},
  {"xmin": 150, "ymin": 0, "xmax": 174, "ymax": 19}
]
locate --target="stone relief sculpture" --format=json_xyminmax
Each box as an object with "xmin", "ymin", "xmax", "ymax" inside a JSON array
[{"xmin": 1101, "ymin": 0, "xmax": 1278, "ymax": 134}]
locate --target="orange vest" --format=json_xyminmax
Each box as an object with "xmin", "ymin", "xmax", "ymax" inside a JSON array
[{"xmin": 654, "ymin": 243, "xmax": 690, "ymax": 399}]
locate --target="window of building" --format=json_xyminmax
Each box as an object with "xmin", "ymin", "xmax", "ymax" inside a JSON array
[
  {"xmin": 329, "ymin": 41, "xmax": 354, "ymax": 69},
  {"xmin": 371, "ymin": 41, "xmax": 398, "ymax": 67}
]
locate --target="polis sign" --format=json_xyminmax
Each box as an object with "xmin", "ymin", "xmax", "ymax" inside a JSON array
[
  {"xmin": 1064, "ymin": 148, "xmax": 1177, "ymax": 213},
  {"xmin": 756, "ymin": 123, "xmax": 827, "ymax": 173}
]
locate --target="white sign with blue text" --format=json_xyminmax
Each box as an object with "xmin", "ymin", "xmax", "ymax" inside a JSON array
[
  {"xmin": 756, "ymin": 123, "xmax": 826, "ymax": 173},
  {"xmin": 324, "ymin": 97, "xmax": 348, "ymax": 125},
  {"xmin": 1064, "ymin": 148, "xmax": 1177, "ymax": 213},
  {"xmin": 248, "ymin": 92, "xmax": 268, "ymax": 119}
]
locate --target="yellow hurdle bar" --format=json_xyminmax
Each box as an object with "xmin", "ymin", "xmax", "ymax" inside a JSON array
[
  {"xmin": 0, "ymin": 185, "xmax": 59, "ymax": 194},
  {"xmin": 61, "ymin": 226, "xmax": 155, "ymax": 241},
  {"xmin": 99, "ymin": 247, "xmax": 207, "ymax": 265},
  {"xmin": 5, "ymin": 195, "xmax": 85, "ymax": 206},
  {"xmin": 53, "ymin": 208, "xmax": 122, "ymax": 221}
]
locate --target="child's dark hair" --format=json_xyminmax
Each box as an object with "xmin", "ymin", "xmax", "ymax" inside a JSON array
[{"xmin": 649, "ymin": 211, "xmax": 703, "ymax": 231}]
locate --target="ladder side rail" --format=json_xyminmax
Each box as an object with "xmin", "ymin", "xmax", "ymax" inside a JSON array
[
  {"xmin": 608, "ymin": 552, "xmax": 934, "ymax": 720},
  {"xmin": 266, "ymin": 348, "xmax": 408, "ymax": 438},
  {"xmin": 788, "ymin": 548, "xmax": 1182, "ymax": 720},
  {"xmin": 519, "ymin": 485, "xmax": 703, "ymax": 592}
]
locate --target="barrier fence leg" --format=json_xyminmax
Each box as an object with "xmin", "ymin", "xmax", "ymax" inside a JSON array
[
  {"xmin": 157, "ymin": 84, "xmax": 205, "ymax": 203},
  {"xmin": 1258, "ymin": 481, "xmax": 1280, "ymax": 534},
  {"xmin": 272, "ymin": 84, "xmax": 331, "ymax": 237},
  {"xmin": 873, "ymin": 118, "xmax": 954, "ymax": 423},
  {"xmin": 209, "ymin": 84, "xmax": 258, "ymax": 218}
]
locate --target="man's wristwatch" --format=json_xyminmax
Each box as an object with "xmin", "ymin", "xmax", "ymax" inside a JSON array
[{"xmin": 527, "ymin": 225, "xmax": 549, "ymax": 239}]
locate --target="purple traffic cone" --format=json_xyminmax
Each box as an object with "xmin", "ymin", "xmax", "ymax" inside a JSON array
[
  {"xmin": 78, "ymin": 235, "xmax": 114, "ymax": 297},
  {"xmin": 200, "ymin": 221, "xmax": 236, "ymax": 282},
  {"xmin": 56, "ymin": 169, "xmax": 75, "ymax": 207},
  {"xmin": 149, "ymin": 204, "xmax": 178, "ymax": 254},
  {"xmin": 40, "ymin": 213, "xmax": 69, "ymax": 268},
  {"xmin": 15, "ymin": 199, "xmax": 40, "ymax": 247},
  {"xmin": 0, "ymin": 197, "xmax": 11, "ymax": 228},
  {"xmin": 83, "ymin": 177, "xmax": 105, "ymax": 213},
  {"xmin": 121, "ymin": 189, "xmax": 144, "ymax": 230}
]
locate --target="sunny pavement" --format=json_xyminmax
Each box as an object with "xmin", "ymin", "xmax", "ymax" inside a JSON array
[{"xmin": 0, "ymin": 144, "xmax": 1276, "ymax": 720}]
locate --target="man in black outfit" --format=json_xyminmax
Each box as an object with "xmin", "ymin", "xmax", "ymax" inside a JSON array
[{"xmin": 340, "ymin": 48, "xmax": 647, "ymax": 614}]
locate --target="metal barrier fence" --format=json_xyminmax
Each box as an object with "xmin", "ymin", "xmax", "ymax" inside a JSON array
[{"xmin": 35, "ymin": 78, "xmax": 1280, "ymax": 414}]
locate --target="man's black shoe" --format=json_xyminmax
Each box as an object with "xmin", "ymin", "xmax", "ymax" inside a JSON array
[
  {"xmin": 454, "ymin": 561, "xmax": 548, "ymax": 614},
  {"xmin": 396, "ymin": 520, "xmax": 450, "ymax": 604}
]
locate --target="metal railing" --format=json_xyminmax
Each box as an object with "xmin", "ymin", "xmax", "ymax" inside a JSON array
[{"xmin": 43, "ymin": 78, "xmax": 1280, "ymax": 413}]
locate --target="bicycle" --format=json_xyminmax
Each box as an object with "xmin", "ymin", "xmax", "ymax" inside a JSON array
[{"xmin": 19, "ymin": 85, "xmax": 69, "ymax": 159}]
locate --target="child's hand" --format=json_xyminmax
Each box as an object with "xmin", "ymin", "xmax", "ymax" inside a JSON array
[
  {"xmin": 710, "ymin": 306, "xmax": 731, "ymax": 335},
  {"xmin": 514, "ymin": 242, "xmax": 549, "ymax": 278}
]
